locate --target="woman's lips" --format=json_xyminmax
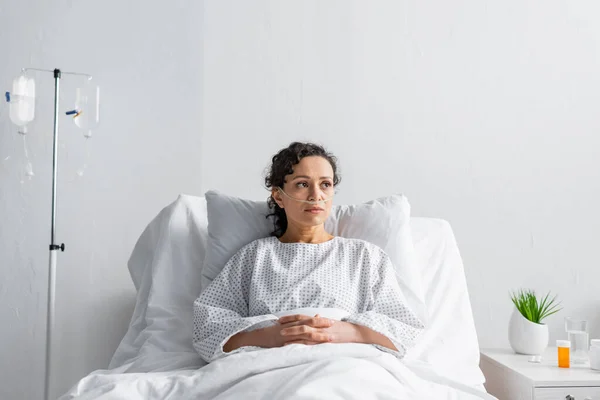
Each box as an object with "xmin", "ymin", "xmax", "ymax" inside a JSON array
[{"xmin": 305, "ymin": 208, "xmax": 324, "ymax": 214}]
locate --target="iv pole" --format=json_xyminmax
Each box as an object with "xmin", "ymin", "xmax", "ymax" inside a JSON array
[
  {"xmin": 46, "ymin": 67, "xmax": 63, "ymax": 400},
  {"xmin": 20, "ymin": 67, "xmax": 93, "ymax": 400}
]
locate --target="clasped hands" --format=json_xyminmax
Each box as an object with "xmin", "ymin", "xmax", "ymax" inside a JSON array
[{"xmin": 265, "ymin": 314, "xmax": 362, "ymax": 348}]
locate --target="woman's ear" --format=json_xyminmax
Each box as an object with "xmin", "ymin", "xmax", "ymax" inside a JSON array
[{"xmin": 272, "ymin": 188, "xmax": 284, "ymax": 209}]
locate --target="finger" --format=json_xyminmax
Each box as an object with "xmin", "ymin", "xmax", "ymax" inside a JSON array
[
  {"xmin": 282, "ymin": 330, "xmax": 332, "ymax": 343},
  {"xmin": 285, "ymin": 333, "xmax": 331, "ymax": 343},
  {"xmin": 304, "ymin": 317, "xmax": 334, "ymax": 328},
  {"xmin": 278, "ymin": 314, "xmax": 312, "ymax": 324},
  {"xmin": 282, "ymin": 325, "xmax": 331, "ymax": 337},
  {"xmin": 281, "ymin": 317, "xmax": 333, "ymax": 329},
  {"xmin": 280, "ymin": 325, "xmax": 313, "ymax": 336}
]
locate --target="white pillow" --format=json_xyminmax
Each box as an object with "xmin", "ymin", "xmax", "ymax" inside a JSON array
[
  {"xmin": 202, "ymin": 190, "xmax": 426, "ymax": 323},
  {"xmin": 404, "ymin": 218, "xmax": 485, "ymax": 387},
  {"xmin": 109, "ymin": 194, "xmax": 207, "ymax": 369}
]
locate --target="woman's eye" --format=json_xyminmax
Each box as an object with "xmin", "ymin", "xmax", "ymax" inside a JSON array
[
  {"xmin": 321, "ymin": 182, "xmax": 332, "ymax": 188},
  {"xmin": 296, "ymin": 182, "xmax": 308, "ymax": 188}
]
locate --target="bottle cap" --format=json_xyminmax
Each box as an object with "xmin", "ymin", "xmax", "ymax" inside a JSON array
[
  {"xmin": 556, "ymin": 340, "xmax": 571, "ymax": 348},
  {"xmin": 591, "ymin": 339, "xmax": 600, "ymax": 347}
]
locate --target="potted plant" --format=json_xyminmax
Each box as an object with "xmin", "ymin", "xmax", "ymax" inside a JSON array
[{"xmin": 508, "ymin": 289, "xmax": 562, "ymax": 355}]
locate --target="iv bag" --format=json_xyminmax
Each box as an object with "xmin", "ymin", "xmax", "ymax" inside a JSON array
[
  {"xmin": 73, "ymin": 80, "xmax": 100, "ymax": 138},
  {"xmin": 9, "ymin": 73, "xmax": 36, "ymax": 130}
]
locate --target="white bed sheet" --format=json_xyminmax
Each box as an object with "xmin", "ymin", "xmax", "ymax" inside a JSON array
[{"xmin": 60, "ymin": 344, "xmax": 493, "ymax": 400}]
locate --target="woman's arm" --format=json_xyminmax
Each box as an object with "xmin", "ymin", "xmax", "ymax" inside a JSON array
[
  {"xmin": 353, "ymin": 323, "xmax": 398, "ymax": 351},
  {"xmin": 193, "ymin": 243, "xmax": 283, "ymax": 362},
  {"xmin": 223, "ymin": 329, "xmax": 264, "ymax": 353},
  {"xmin": 340, "ymin": 250, "xmax": 424, "ymax": 357}
]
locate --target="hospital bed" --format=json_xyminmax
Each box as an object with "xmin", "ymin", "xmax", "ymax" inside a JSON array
[{"xmin": 59, "ymin": 194, "xmax": 496, "ymax": 399}]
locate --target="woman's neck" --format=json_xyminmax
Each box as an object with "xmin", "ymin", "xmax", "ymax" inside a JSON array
[{"xmin": 278, "ymin": 224, "xmax": 333, "ymax": 244}]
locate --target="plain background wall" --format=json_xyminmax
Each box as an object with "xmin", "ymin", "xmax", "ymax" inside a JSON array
[
  {"xmin": 2, "ymin": 0, "xmax": 600, "ymax": 398},
  {"xmin": 202, "ymin": 0, "xmax": 600, "ymax": 361},
  {"xmin": 0, "ymin": 1, "xmax": 203, "ymax": 399}
]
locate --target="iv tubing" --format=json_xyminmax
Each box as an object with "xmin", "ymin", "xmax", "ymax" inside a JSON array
[{"xmin": 276, "ymin": 187, "xmax": 334, "ymax": 205}]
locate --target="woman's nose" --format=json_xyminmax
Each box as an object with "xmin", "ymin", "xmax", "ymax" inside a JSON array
[{"xmin": 308, "ymin": 184, "xmax": 321, "ymax": 199}]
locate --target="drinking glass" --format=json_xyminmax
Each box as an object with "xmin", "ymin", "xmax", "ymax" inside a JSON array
[{"xmin": 565, "ymin": 317, "xmax": 589, "ymax": 364}]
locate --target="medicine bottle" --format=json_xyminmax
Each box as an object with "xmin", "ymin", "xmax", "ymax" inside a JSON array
[{"xmin": 557, "ymin": 340, "xmax": 570, "ymax": 368}]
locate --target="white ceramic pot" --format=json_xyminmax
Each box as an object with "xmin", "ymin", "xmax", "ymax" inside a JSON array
[{"xmin": 508, "ymin": 308, "xmax": 549, "ymax": 355}]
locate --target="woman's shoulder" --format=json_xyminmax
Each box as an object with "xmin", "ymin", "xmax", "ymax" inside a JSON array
[
  {"xmin": 234, "ymin": 236, "xmax": 278, "ymax": 255},
  {"xmin": 223, "ymin": 236, "xmax": 277, "ymax": 268},
  {"xmin": 252, "ymin": 236, "xmax": 279, "ymax": 248},
  {"xmin": 335, "ymin": 237, "xmax": 393, "ymax": 273}
]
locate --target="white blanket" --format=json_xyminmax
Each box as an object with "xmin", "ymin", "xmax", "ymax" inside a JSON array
[{"xmin": 60, "ymin": 344, "xmax": 495, "ymax": 400}]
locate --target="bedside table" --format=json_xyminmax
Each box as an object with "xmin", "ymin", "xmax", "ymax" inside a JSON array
[{"xmin": 480, "ymin": 348, "xmax": 600, "ymax": 400}]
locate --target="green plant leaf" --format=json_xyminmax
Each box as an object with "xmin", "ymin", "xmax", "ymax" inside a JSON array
[{"xmin": 509, "ymin": 289, "xmax": 562, "ymax": 324}]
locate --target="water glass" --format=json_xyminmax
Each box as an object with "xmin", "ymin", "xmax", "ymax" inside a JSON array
[{"xmin": 565, "ymin": 317, "xmax": 589, "ymax": 364}]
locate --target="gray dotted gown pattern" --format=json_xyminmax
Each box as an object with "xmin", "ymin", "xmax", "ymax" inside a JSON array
[{"xmin": 193, "ymin": 236, "xmax": 424, "ymax": 363}]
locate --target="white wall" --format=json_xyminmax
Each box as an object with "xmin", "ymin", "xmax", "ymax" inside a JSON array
[
  {"xmin": 202, "ymin": 0, "xmax": 600, "ymax": 354},
  {"xmin": 0, "ymin": 1, "xmax": 203, "ymax": 398},
  {"xmin": 3, "ymin": 1, "xmax": 600, "ymax": 398}
]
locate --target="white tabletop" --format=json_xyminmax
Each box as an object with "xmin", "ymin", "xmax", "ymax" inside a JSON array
[{"xmin": 481, "ymin": 348, "xmax": 600, "ymax": 387}]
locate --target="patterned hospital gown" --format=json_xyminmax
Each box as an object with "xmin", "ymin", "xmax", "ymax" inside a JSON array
[{"xmin": 193, "ymin": 236, "xmax": 424, "ymax": 363}]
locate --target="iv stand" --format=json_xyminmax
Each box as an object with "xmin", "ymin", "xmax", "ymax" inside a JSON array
[
  {"xmin": 46, "ymin": 68, "xmax": 63, "ymax": 400},
  {"xmin": 21, "ymin": 67, "xmax": 92, "ymax": 400}
]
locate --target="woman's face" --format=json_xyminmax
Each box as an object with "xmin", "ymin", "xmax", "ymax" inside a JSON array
[{"xmin": 272, "ymin": 156, "xmax": 335, "ymax": 229}]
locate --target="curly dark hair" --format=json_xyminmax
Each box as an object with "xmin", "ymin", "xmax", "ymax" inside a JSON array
[{"xmin": 265, "ymin": 142, "xmax": 341, "ymax": 237}]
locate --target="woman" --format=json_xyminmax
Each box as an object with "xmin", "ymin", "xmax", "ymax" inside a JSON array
[{"xmin": 193, "ymin": 142, "xmax": 423, "ymax": 363}]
